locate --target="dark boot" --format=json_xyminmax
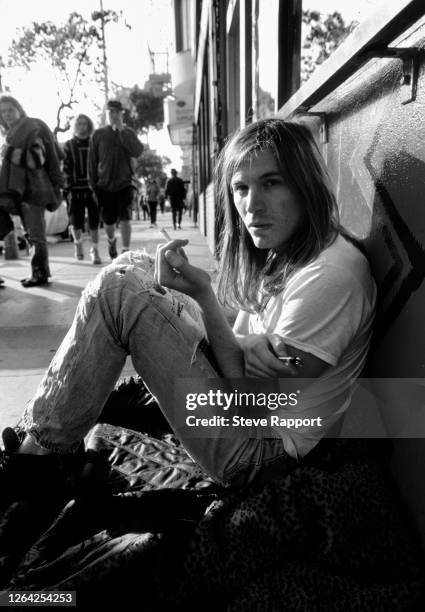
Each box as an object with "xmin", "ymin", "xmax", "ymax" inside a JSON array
[{"xmin": 0, "ymin": 428, "xmax": 111, "ymax": 511}]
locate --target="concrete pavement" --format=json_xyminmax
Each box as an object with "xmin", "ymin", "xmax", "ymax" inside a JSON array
[{"xmin": 0, "ymin": 214, "xmax": 217, "ymax": 432}]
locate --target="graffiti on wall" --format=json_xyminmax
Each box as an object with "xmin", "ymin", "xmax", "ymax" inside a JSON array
[{"xmin": 331, "ymin": 83, "xmax": 425, "ymax": 374}]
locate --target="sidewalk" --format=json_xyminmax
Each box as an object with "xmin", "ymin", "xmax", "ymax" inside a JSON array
[{"xmin": 0, "ymin": 215, "xmax": 217, "ymax": 432}]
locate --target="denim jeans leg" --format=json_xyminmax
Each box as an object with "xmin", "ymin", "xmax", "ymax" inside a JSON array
[
  {"xmin": 21, "ymin": 251, "xmax": 210, "ymax": 453},
  {"xmin": 22, "ymin": 272, "xmax": 129, "ymax": 452},
  {"xmin": 98, "ymin": 255, "xmax": 292, "ymax": 486},
  {"xmin": 22, "ymin": 252, "xmax": 292, "ymax": 485}
]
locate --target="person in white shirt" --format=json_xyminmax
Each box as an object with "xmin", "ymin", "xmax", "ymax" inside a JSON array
[{"xmin": 1, "ymin": 119, "xmax": 376, "ymax": 495}]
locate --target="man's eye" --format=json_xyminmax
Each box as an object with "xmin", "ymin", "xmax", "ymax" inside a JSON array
[
  {"xmin": 263, "ymin": 179, "xmax": 279, "ymax": 188},
  {"xmin": 232, "ymin": 184, "xmax": 248, "ymax": 194}
]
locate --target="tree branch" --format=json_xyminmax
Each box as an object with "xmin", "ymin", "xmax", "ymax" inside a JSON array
[{"xmin": 54, "ymin": 100, "xmax": 74, "ymax": 136}]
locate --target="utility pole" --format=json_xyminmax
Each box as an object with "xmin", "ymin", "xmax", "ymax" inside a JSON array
[{"xmin": 99, "ymin": 0, "xmax": 109, "ymax": 122}]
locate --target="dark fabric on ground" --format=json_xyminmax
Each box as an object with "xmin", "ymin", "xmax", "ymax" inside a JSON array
[{"xmin": 1, "ymin": 377, "xmax": 424, "ymax": 610}]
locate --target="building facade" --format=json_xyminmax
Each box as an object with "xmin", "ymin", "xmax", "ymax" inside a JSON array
[{"xmin": 168, "ymin": 0, "xmax": 425, "ymax": 546}]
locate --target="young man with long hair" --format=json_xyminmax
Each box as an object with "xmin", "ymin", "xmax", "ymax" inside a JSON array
[{"xmin": 1, "ymin": 119, "xmax": 375, "ymax": 494}]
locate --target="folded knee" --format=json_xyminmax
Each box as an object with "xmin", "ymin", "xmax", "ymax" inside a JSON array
[{"xmin": 82, "ymin": 252, "xmax": 156, "ymax": 302}]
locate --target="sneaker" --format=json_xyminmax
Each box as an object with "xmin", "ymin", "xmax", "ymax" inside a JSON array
[
  {"xmin": 121, "ymin": 248, "xmax": 130, "ymax": 254},
  {"xmin": 2, "ymin": 426, "xmax": 23, "ymax": 452},
  {"xmin": 0, "ymin": 427, "xmax": 107, "ymax": 509},
  {"xmin": 0, "ymin": 435, "xmax": 65, "ymax": 511},
  {"xmin": 90, "ymin": 247, "xmax": 102, "ymax": 265},
  {"xmin": 74, "ymin": 242, "xmax": 84, "ymax": 260},
  {"xmin": 21, "ymin": 277, "xmax": 49, "ymax": 288},
  {"xmin": 108, "ymin": 238, "xmax": 118, "ymax": 260}
]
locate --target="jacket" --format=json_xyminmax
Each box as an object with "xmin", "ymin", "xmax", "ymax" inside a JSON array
[
  {"xmin": 0, "ymin": 116, "xmax": 63, "ymax": 211},
  {"xmin": 63, "ymin": 137, "xmax": 91, "ymax": 192},
  {"xmin": 88, "ymin": 125, "xmax": 143, "ymax": 192},
  {"xmin": 146, "ymin": 180, "xmax": 160, "ymax": 201},
  {"xmin": 165, "ymin": 176, "xmax": 186, "ymax": 202}
]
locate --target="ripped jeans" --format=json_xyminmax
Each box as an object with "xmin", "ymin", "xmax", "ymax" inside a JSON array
[{"xmin": 22, "ymin": 252, "xmax": 293, "ymax": 486}]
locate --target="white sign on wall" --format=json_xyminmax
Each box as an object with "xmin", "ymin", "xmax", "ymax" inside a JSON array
[{"xmin": 164, "ymin": 96, "xmax": 194, "ymax": 125}]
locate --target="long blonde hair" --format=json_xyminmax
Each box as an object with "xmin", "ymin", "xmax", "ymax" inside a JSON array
[
  {"xmin": 0, "ymin": 95, "xmax": 27, "ymax": 132},
  {"xmin": 216, "ymin": 119, "xmax": 341, "ymax": 312}
]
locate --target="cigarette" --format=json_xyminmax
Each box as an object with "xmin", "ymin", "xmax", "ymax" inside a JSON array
[{"xmin": 160, "ymin": 228, "xmax": 172, "ymax": 241}]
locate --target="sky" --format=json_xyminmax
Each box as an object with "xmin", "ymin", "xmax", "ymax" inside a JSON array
[{"xmin": 0, "ymin": 0, "xmax": 183, "ymax": 168}]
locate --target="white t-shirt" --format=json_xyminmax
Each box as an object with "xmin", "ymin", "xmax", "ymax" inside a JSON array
[{"xmin": 233, "ymin": 235, "xmax": 377, "ymax": 458}]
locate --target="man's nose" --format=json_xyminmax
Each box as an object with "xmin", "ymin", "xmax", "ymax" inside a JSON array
[{"xmin": 245, "ymin": 186, "xmax": 264, "ymax": 213}]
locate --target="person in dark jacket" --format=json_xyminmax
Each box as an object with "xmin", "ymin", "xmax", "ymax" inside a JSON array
[
  {"xmin": 165, "ymin": 168, "xmax": 186, "ymax": 229},
  {"xmin": 63, "ymin": 114, "xmax": 101, "ymax": 264},
  {"xmin": 0, "ymin": 95, "xmax": 63, "ymax": 287},
  {"xmin": 88, "ymin": 100, "xmax": 143, "ymax": 259}
]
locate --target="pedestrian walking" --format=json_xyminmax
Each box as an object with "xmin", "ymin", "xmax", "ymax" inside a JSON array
[
  {"xmin": 88, "ymin": 100, "xmax": 143, "ymax": 259},
  {"xmin": 146, "ymin": 176, "xmax": 159, "ymax": 227},
  {"xmin": 63, "ymin": 114, "xmax": 101, "ymax": 264},
  {"xmin": 131, "ymin": 177, "xmax": 142, "ymax": 221},
  {"xmin": 0, "ymin": 95, "xmax": 63, "ymax": 287},
  {"xmin": 165, "ymin": 168, "xmax": 186, "ymax": 229}
]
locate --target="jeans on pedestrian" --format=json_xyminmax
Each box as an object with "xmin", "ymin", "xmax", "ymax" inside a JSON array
[
  {"xmin": 148, "ymin": 201, "xmax": 157, "ymax": 224},
  {"xmin": 171, "ymin": 200, "xmax": 184, "ymax": 228},
  {"xmin": 22, "ymin": 252, "xmax": 293, "ymax": 487},
  {"xmin": 19, "ymin": 202, "xmax": 50, "ymax": 280}
]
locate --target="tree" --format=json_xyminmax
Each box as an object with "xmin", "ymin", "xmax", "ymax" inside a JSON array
[
  {"xmin": 113, "ymin": 85, "xmax": 165, "ymax": 135},
  {"xmin": 8, "ymin": 11, "xmax": 120, "ymax": 135},
  {"xmin": 135, "ymin": 146, "xmax": 171, "ymax": 185},
  {"xmin": 301, "ymin": 10, "xmax": 357, "ymax": 83},
  {"xmin": 258, "ymin": 86, "xmax": 275, "ymax": 119}
]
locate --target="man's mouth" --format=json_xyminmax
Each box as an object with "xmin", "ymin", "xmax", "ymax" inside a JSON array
[{"xmin": 248, "ymin": 223, "xmax": 272, "ymax": 229}]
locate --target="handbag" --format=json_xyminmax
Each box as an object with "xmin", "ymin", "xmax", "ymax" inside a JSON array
[{"xmin": 45, "ymin": 200, "xmax": 68, "ymax": 235}]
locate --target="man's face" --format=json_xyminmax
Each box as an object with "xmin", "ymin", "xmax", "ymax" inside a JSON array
[
  {"xmin": 230, "ymin": 149, "xmax": 305, "ymax": 251},
  {"xmin": 0, "ymin": 102, "xmax": 21, "ymax": 128},
  {"xmin": 108, "ymin": 108, "xmax": 123, "ymax": 126},
  {"xmin": 75, "ymin": 117, "xmax": 90, "ymax": 138}
]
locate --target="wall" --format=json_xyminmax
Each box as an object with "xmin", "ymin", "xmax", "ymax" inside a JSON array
[
  {"xmin": 304, "ymin": 19, "xmax": 425, "ymax": 542},
  {"xmin": 205, "ymin": 182, "xmax": 216, "ymax": 254}
]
